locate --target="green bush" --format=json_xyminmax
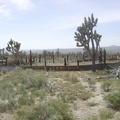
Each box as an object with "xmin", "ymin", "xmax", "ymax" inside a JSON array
[
  {"xmin": 101, "ymin": 80, "xmax": 112, "ymax": 92},
  {"xmin": 99, "ymin": 109, "xmax": 114, "ymax": 119},
  {"xmin": 7, "ymin": 58, "xmax": 14, "ymax": 65},
  {"xmin": 0, "ymin": 99, "xmax": 16, "ymax": 113},
  {"xmin": 24, "ymin": 73, "xmax": 47, "ymax": 89},
  {"xmin": 105, "ymin": 92, "xmax": 120, "ymax": 110},
  {"xmin": 64, "ymin": 73, "xmax": 79, "ymax": 84},
  {"xmin": 17, "ymin": 93, "xmax": 34, "ymax": 106},
  {"xmin": 16, "ymin": 99, "xmax": 74, "ymax": 120},
  {"xmin": 70, "ymin": 77, "xmax": 79, "ymax": 84},
  {"xmin": 79, "ymin": 91, "xmax": 92, "ymax": 100}
]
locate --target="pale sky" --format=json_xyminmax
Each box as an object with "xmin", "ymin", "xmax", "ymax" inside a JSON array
[{"xmin": 0, "ymin": 0, "xmax": 120, "ymax": 50}]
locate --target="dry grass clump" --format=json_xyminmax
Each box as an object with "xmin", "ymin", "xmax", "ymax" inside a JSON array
[
  {"xmin": 87, "ymin": 109, "xmax": 115, "ymax": 120},
  {"xmin": 0, "ymin": 69, "xmax": 48, "ymax": 113},
  {"xmin": 87, "ymin": 102, "xmax": 99, "ymax": 107},
  {"xmin": 1, "ymin": 69, "xmax": 120, "ymax": 120},
  {"xmin": 51, "ymin": 75, "xmax": 93, "ymax": 102},
  {"xmin": 15, "ymin": 99, "xmax": 74, "ymax": 120}
]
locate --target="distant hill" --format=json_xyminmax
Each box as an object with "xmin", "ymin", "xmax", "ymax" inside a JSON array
[
  {"xmin": 23, "ymin": 45, "xmax": 120, "ymax": 54},
  {"xmin": 104, "ymin": 45, "xmax": 120, "ymax": 53}
]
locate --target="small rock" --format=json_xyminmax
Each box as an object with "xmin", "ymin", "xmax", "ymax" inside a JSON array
[{"xmin": 87, "ymin": 78, "xmax": 91, "ymax": 80}]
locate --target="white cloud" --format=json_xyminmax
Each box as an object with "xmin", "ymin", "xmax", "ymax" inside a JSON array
[
  {"xmin": 44, "ymin": 0, "xmax": 120, "ymax": 31},
  {"xmin": 10, "ymin": 0, "xmax": 34, "ymax": 11},
  {"xmin": 98, "ymin": 9, "xmax": 120, "ymax": 24},
  {"xmin": 0, "ymin": 4, "xmax": 11, "ymax": 17},
  {"xmin": 0, "ymin": 0, "xmax": 34, "ymax": 22}
]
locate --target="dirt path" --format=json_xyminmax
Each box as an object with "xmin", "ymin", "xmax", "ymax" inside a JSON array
[{"xmin": 72, "ymin": 77, "xmax": 107, "ymax": 120}]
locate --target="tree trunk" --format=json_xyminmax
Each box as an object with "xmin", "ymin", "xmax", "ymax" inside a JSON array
[{"xmin": 91, "ymin": 29, "xmax": 96, "ymax": 72}]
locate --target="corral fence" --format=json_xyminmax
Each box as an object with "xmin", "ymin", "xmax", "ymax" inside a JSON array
[
  {"xmin": 21, "ymin": 63, "xmax": 116, "ymax": 71},
  {"xmin": 0, "ymin": 49, "xmax": 119, "ymax": 71}
]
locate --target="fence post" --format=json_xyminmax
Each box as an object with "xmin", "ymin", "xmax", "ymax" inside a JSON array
[
  {"xmin": 77, "ymin": 60, "xmax": 79, "ymax": 66},
  {"xmin": 39, "ymin": 54, "xmax": 41, "ymax": 63},
  {"xmin": 64, "ymin": 58, "xmax": 66, "ymax": 66},
  {"xmin": 29, "ymin": 50, "xmax": 32, "ymax": 66},
  {"xmin": 98, "ymin": 50, "xmax": 102, "ymax": 70}
]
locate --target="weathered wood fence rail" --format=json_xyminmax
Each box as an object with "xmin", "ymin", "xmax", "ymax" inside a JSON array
[{"xmin": 21, "ymin": 63, "xmax": 117, "ymax": 71}]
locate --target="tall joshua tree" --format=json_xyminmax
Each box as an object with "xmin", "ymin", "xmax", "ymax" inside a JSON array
[
  {"xmin": 6, "ymin": 39, "xmax": 21, "ymax": 65},
  {"xmin": 74, "ymin": 14, "xmax": 102, "ymax": 72}
]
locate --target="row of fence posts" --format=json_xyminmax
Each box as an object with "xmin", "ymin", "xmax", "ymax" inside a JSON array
[
  {"xmin": 29, "ymin": 50, "xmax": 69, "ymax": 67},
  {"xmin": 0, "ymin": 49, "xmax": 107, "ymax": 69},
  {"xmin": 29, "ymin": 50, "xmax": 107, "ymax": 69}
]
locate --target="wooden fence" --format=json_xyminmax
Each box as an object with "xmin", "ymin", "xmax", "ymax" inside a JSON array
[{"xmin": 21, "ymin": 63, "xmax": 115, "ymax": 71}]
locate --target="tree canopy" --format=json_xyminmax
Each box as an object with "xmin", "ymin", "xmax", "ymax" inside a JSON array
[{"xmin": 74, "ymin": 13, "xmax": 102, "ymax": 71}]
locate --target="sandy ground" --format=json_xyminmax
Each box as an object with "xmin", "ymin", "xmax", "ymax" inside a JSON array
[{"xmin": 72, "ymin": 78, "xmax": 107, "ymax": 120}]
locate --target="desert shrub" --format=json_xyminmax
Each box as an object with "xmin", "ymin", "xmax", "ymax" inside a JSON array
[
  {"xmin": 0, "ymin": 99, "xmax": 16, "ymax": 113},
  {"xmin": 64, "ymin": 73, "xmax": 79, "ymax": 84},
  {"xmin": 15, "ymin": 106, "xmax": 33, "ymax": 120},
  {"xmin": 101, "ymin": 80, "xmax": 112, "ymax": 92},
  {"xmin": 17, "ymin": 92, "xmax": 34, "ymax": 106},
  {"xmin": 57, "ymin": 91, "xmax": 78, "ymax": 103},
  {"xmin": 7, "ymin": 58, "xmax": 14, "ymax": 65},
  {"xmin": 87, "ymin": 109, "xmax": 114, "ymax": 120},
  {"xmin": 99, "ymin": 109, "xmax": 114, "ymax": 120},
  {"xmin": 30, "ymin": 88, "xmax": 46, "ymax": 99},
  {"xmin": 64, "ymin": 72, "xmax": 70, "ymax": 79},
  {"xmin": 0, "ymin": 104, "xmax": 7, "ymax": 113},
  {"xmin": 57, "ymin": 92, "xmax": 66, "ymax": 102},
  {"xmin": 110, "ymin": 80, "xmax": 120, "ymax": 91},
  {"xmin": 79, "ymin": 91, "xmax": 92, "ymax": 100},
  {"xmin": 105, "ymin": 92, "xmax": 120, "ymax": 110},
  {"xmin": 15, "ymin": 99, "xmax": 74, "ymax": 120},
  {"xmin": 2, "ymin": 68, "xmax": 8, "ymax": 74},
  {"xmin": 23, "ymin": 71, "xmax": 47, "ymax": 89},
  {"xmin": 57, "ymin": 82, "xmax": 92, "ymax": 102},
  {"xmin": 0, "ymin": 83, "xmax": 15, "ymax": 101},
  {"xmin": 70, "ymin": 76, "xmax": 79, "ymax": 84}
]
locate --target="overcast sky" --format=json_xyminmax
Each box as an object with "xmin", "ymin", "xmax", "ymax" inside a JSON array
[{"xmin": 0, "ymin": 0, "xmax": 120, "ymax": 50}]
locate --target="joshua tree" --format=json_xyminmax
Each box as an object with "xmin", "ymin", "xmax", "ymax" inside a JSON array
[
  {"xmin": 74, "ymin": 13, "xmax": 102, "ymax": 72},
  {"xmin": 6, "ymin": 39, "xmax": 21, "ymax": 65}
]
